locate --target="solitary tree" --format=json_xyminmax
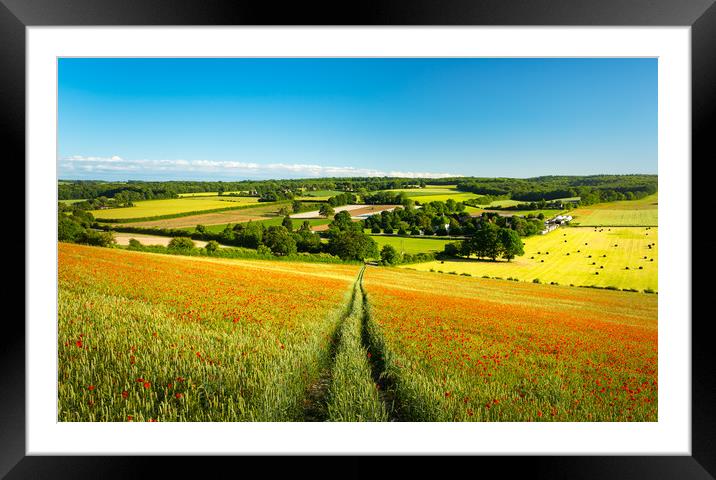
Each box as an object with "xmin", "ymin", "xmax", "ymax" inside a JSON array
[
  {"xmin": 319, "ymin": 204, "xmax": 335, "ymax": 218},
  {"xmin": 168, "ymin": 237, "xmax": 195, "ymax": 251},
  {"xmin": 499, "ymin": 228, "xmax": 524, "ymax": 262},
  {"xmin": 263, "ymin": 226, "xmax": 297, "ymax": 256},
  {"xmin": 443, "ymin": 241, "xmax": 461, "ymax": 257},
  {"xmin": 380, "ymin": 244, "xmax": 402, "ymax": 265},
  {"xmin": 128, "ymin": 238, "xmax": 143, "ymax": 251},
  {"xmin": 330, "ymin": 210, "xmax": 354, "ymax": 231},
  {"xmin": 328, "ymin": 230, "xmax": 378, "ymax": 261},
  {"xmin": 205, "ymin": 240, "xmax": 220, "ymax": 254}
]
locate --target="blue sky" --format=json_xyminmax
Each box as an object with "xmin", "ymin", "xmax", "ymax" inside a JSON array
[{"xmin": 58, "ymin": 58, "xmax": 657, "ymax": 180}]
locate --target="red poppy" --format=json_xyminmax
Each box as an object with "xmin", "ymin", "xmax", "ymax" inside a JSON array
[
  {"xmin": 75, "ymin": 340, "xmax": 82, "ymax": 348},
  {"xmin": 136, "ymin": 378, "xmax": 144, "ymax": 383},
  {"xmin": 121, "ymin": 390, "xmax": 128, "ymax": 399},
  {"xmin": 537, "ymin": 411, "xmax": 543, "ymax": 417},
  {"xmin": 143, "ymin": 382, "xmax": 151, "ymax": 389},
  {"xmin": 175, "ymin": 393, "xmax": 183, "ymax": 399},
  {"xmin": 127, "ymin": 415, "xmax": 133, "ymax": 421},
  {"xmin": 88, "ymin": 385, "xmax": 95, "ymax": 391}
]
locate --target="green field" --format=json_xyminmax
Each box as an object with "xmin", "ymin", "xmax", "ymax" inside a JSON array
[
  {"xmin": 404, "ymin": 226, "xmax": 657, "ymax": 291},
  {"xmin": 59, "ymin": 199, "xmax": 87, "ymax": 204},
  {"xmin": 370, "ymin": 235, "xmax": 454, "ymax": 255},
  {"xmin": 483, "ymin": 199, "xmax": 524, "ymax": 208},
  {"xmin": 295, "ymin": 189, "xmax": 346, "ymax": 201},
  {"xmin": 411, "ymin": 192, "xmax": 482, "ymax": 203},
  {"xmin": 91, "ymin": 197, "xmax": 262, "ymax": 220},
  {"xmin": 570, "ymin": 194, "xmax": 658, "ymax": 226},
  {"xmin": 381, "ymin": 185, "xmax": 481, "ymax": 202}
]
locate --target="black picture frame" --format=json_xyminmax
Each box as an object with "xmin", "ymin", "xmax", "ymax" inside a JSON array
[{"xmin": 6, "ymin": 0, "xmax": 710, "ymax": 477}]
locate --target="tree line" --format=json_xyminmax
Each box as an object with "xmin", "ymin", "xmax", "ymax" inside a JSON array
[
  {"xmin": 443, "ymin": 221, "xmax": 525, "ymax": 262},
  {"xmin": 456, "ymin": 175, "xmax": 657, "ymax": 204},
  {"xmin": 361, "ymin": 200, "xmax": 544, "ymax": 237}
]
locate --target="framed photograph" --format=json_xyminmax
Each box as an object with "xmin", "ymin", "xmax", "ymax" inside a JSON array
[{"xmin": 7, "ymin": 0, "xmax": 710, "ymax": 477}]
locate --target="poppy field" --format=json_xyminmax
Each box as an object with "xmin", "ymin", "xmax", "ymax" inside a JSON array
[
  {"xmin": 362, "ymin": 267, "xmax": 658, "ymax": 421},
  {"xmin": 58, "ymin": 242, "xmax": 657, "ymax": 422},
  {"xmin": 58, "ymin": 243, "xmax": 360, "ymax": 421}
]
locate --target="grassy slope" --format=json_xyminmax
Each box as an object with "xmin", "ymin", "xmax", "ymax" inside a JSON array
[
  {"xmin": 370, "ymin": 235, "xmax": 453, "ymax": 255},
  {"xmin": 58, "ymin": 243, "xmax": 359, "ymax": 421},
  {"xmin": 363, "ymin": 266, "xmax": 658, "ymax": 421},
  {"xmin": 570, "ymin": 194, "xmax": 658, "ymax": 226}
]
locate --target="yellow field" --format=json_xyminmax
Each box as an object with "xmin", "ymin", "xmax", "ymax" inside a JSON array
[
  {"xmin": 404, "ymin": 226, "xmax": 657, "ymax": 291},
  {"xmin": 120, "ymin": 203, "xmax": 282, "ymax": 229},
  {"xmin": 177, "ymin": 191, "xmax": 247, "ymax": 197},
  {"xmin": 410, "ymin": 192, "xmax": 482, "ymax": 203},
  {"xmin": 92, "ymin": 197, "xmax": 261, "ymax": 220},
  {"xmin": 570, "ymin": 194, "xmax": 658, "ymax": 226}
]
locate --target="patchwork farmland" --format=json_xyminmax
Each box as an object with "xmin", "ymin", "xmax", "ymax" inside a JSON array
[{"xmin": 58, "ymin": 174, "xmax": 660, "ymax": 423}]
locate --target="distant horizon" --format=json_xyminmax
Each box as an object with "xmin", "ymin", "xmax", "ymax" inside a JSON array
[
  {"xmin": 59, "ymin": 58, "xmax": 657, "ymax": 181},
  {"xmin": 58, "ymin": 171, "xmax": 658, "ymax": 183}
]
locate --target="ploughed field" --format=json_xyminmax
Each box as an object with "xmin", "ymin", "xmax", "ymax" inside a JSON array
[
  {"xmin": 362, "ymin": 267, "xmax": 657, "ymax": 421},
  {"xmin": 58, "ymin": 243, "xmax": 657, "ymax": 422},
  {"xmin": 114, "ymin": 232, "xmax": 211, "ymax": 248},
  {"xmin": 406, "ymin": 226, "xmax": 657, "ymax": 292}
]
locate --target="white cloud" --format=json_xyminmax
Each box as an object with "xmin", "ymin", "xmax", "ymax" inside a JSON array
[{"xmin": 59, "ymin": 155, "xmax": 460, "ymax": 179}]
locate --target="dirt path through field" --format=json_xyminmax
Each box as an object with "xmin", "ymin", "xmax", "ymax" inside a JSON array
[
  {"xmin": 302, "ymin": 266, "xmax": 399, "ymax": 421},
  {"xmin": 359, "ymin": 267, "xmax": 402, "ymax": 421}
]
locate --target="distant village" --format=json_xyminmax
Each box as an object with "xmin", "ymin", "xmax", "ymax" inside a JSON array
[{"xmin": 541, "ymin": 214, "xmax": 573, "ymax": 234}]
